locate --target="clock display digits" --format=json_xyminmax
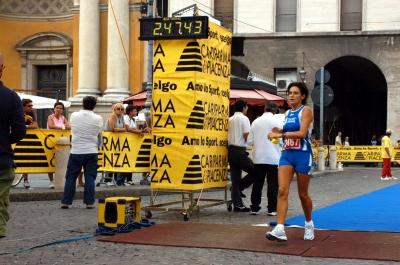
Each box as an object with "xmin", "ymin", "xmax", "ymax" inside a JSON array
[
  {"xmin": 175, "ymin": 21, "xmax": 182, "ymax": 35},
  {"xmin": 153, "ymin": 22, "xmax": 162, "ymax": 35},
  {"xmin": 139, "ymin": 16, "xmax": 208, "ymax": 40},
  {"xmin": 183, "ymin": 21, "xmax": 192, "ymax": 34},
  {"xmin": 164, "ymin": 22, "xmax": 172, "ymax": 34},
  {"xmin": 194, "ymin": 21, "xmax": 202, "ymax": 34}
]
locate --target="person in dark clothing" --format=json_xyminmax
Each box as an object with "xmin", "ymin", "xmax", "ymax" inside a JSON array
[
  {"xmin": 365, "ymin": 134, "xmax": 379, "ymax": 167},
  {"xmin": 0, "ymin": 53, "xmax": 27, "ymax": 238},
  {"xmin": 20, "ymin": 98, "xmax": 38, "ymax": 188},
  {"xmin": 228, "ymin": 100, "xmax": 254, "ymax": 212}
]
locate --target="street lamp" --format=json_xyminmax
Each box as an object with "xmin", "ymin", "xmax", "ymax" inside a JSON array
[{"xmin": 299, "ymin": 52, "xmax": 307, "ymax": 82}]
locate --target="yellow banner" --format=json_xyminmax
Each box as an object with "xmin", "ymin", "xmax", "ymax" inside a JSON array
[
  {"xmin": 150, "ymin": 21, "xmax": 231, "ymax": 190},
  {"xmin": 150, "ymin": 131, "xmax": 228, "ymax": 190},
  {"xmin": 14, "ymin": 130, "xmax": 400, "ymax": 174},
  {"xmin": 152, "ymin": 21, "xmax": 231, "ymax": 134},
  {"xmin": 151, "ymin": 78, "xmax": 229, "ymax": 133},
  {"xmin": 14, "ymin": 130, "xmax": 151, "ymax": 173},
  {"xmin": 99, "ymin": 133, "xmax": 151, "ymax": 173},
  {"xmin": 312, "ymin": 146, "xmax": 400, "ymax": 162}
]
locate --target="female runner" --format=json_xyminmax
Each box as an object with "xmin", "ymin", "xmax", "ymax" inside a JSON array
[{"xmin": 266, "ymin": 82, "xmax": 315, "ymax": 242}]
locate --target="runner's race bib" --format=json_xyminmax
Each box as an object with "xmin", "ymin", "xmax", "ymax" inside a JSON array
[{"xmin": 284, "ymin": 138, "xmax": 301, "ymax": 149}]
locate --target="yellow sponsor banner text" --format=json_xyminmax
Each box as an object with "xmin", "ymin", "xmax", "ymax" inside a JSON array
[
  {"xmin": 150, "ymin": 130, "xmax": 228, "ymax": 190},
  {"xmin": 312, "ymin": 146, "xmax": 400, "ymax": 162},
  {"xmin": 14, "ymin": 130, "xmax": 151, "ymax": 173}
]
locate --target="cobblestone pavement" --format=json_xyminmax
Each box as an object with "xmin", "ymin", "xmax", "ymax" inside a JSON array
[{"xmin": 1, "ymin": 167, "xmax": 400, "ymax": 264}]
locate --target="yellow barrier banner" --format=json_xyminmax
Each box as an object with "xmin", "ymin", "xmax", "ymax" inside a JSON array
[
  {"xmin": 13, "ymin": 130, "xmax": 400, "ymax": 174},
  {"xmin": 99, "ymin": 132, "xmax": 151, "ymax": 173},
  {"xmin": 150, "ymin": 131, "xmax": 228, "ymax": 189},
  {"xmin": 14, "ymin": 130, "xmax": 151, "ymax": 173},
  {"xmin": 312, "ymin": 146, "xmax": 400, "ymax": 163},
  {"xmin": 14, "ymin": 130, "xmax": 68, "ymax": 173},
  {"xmin": 335, "ymin": 146, "xmax": 400, "ymax": 162}
]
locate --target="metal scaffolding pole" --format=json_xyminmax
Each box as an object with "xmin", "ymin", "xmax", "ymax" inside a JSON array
[{"xmin": 144, "ymin": 0, "xmax": 154, "ymax": 120}]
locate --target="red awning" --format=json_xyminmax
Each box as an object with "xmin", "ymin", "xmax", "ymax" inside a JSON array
[
  {"xmin": 254, "ymin": 90, "xmax": 289, "ymax": 107},
  {"xmin": 120, "ymin": 89, "xmax": 289, "ymax": 108},
  {"xmin": 229, "ymin": 89, "xmax": 266, "ymax": 106},
  {"xmin": 229, "ymin": 89, "xmax": 288, "ymax": 107},
  {"xmin": 122, "ymin": 90, "xmax": 147, "ymax": 106}
]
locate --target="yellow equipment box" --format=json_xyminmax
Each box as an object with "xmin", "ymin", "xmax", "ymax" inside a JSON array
[{"xmin": 98, "ymin": 197, "xmax": 141, "ymax": 228}]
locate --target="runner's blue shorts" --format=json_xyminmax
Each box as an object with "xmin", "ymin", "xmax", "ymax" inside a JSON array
[{"xmin": 279, "ymin": 149, "xmax": 313, "ymax": 175}]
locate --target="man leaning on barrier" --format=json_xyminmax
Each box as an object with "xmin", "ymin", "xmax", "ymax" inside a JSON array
[
  {"xmin": 116, "ymin": 105, "xmax": 144, "ymax": 186},
  {"xmin": 0, "ymin": 52, "xmax": 26, "ymax": 238}
]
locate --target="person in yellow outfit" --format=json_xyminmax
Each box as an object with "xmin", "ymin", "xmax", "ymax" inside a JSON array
[{"xmin": 381, "ymin": 129, "xmax": 396, "ymax": 180}]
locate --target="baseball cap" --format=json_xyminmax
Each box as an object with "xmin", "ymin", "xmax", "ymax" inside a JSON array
[{"xmin": 386, "ymin": 128, "xmax": 393, "ymax": 134}]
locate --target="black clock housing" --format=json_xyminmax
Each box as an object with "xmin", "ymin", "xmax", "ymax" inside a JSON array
[{"xmin": 139, "ymin": 16, "xmax": 209, "ymax": 40}]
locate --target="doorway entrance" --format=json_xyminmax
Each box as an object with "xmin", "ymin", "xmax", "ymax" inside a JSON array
[
  {"xmin": 313, "ymin": 56, "xmax": 387, "ymax": 145},
  {"xmin": 37, "ymin": 65, "xmax": 67, "ymax": 129}
]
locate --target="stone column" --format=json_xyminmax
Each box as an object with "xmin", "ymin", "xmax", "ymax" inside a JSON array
[
  {"xmin": 55, "ymin": 137, "xmax": 71, "ymax": 190},
  {"xmin": 102, "ymin": 0, "xmax": 130, "ymax": 100},
  {"xmin": 74, "ymin": 0, "xmax": 101, "ymax": 98},
  {"xmin": 318, "ymin": 147, "xmax": 325, "ymax": 171},
  {"xmin": 329, "ymin": 146, "xmax": 337, "ymax": 170}
]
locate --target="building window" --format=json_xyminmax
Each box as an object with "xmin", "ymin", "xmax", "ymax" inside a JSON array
[
  {"xmin": 214, "ymin": 0, "xmax": 234, "ymax": 31},
  {"xmin": 341, "ymin": 0, "xmax": 362, "ymax": 31},
  {"xmin": 276, "ymin": 0, "xmax": 297, "ymax": 32}
]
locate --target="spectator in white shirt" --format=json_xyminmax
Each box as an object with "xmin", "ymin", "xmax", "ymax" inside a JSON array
[
  {"xmin": 228, "ymin": 99, "xmax": 254, "ymax": 212},
  {"xmin": 335, "ymin": 132, "xmax": 343, "ymax": 146},
  {"xmin": 60, "ymin": 96, "xmax": 103, "ymax": 209},
  {"xmin": 116, "ymin": 105, "xmax": 144, "ymax": 186},
  {"xmin": 247, "ymin": 102, "xmax": 283, "ymax": 215}
]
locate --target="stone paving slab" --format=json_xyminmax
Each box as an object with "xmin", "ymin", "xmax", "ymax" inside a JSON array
[
  {"xmin": 1, "ymin": 167, "xmax": 399, "ymax": 264},
  {"xmin": 9, "ymin": 170, "xmax": 341, "ymax": 202}
]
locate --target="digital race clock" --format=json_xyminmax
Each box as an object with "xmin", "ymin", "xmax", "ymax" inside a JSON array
[{"xmin": 139, "ymin": 16, "xmax": 209, "ymax": 40}]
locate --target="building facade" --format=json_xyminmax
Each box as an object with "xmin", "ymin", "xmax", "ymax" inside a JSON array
[
  {"xmin": 170, "ymin": 0, "xmax": 400, "ymax": 144},
  {"xmin": 0, "ymin": 0, "xmax": 146, "ymax": 125},
  {"xmin": 1, "ymin": 0, "xmax": 399, "ymax": 143}
]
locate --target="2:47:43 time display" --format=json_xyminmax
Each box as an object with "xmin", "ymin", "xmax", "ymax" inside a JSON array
[{"xmin": 153, "ymin": 21, "xmax": 202, "ymax": 36}]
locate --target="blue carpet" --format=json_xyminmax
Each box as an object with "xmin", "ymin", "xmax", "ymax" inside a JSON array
[{"xmin": 281, "ymin": 183, "xmax": 400, "ymax": 232}]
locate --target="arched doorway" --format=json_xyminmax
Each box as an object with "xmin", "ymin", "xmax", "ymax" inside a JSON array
[
  {"xmin": 16, "ymin": 32, "xmax": 73, "ymax": 127},
  {"xmin": 314, "ymin": 56, "xmax": 387, "ymax": 145}
]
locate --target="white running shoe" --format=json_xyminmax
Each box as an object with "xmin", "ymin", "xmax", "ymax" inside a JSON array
[
  {"xmin": 390, "ymin": 177, "xmax": 398, "ymax": 180},
  {"xmin": 381, "ymin": 177, "xmax": 390, "ymax": 180},
  {"xmin": 304, "ymin": 223, "xmax": 315, "ymax": 241},
  {"xmin": 49, "ymin": 181, "xmax": 55, "ymax": 189},
  {"xmin": 23, "ymin": 180, "xmax": 30, "ymax": 189},
  {"xmin": 266, "ymin": 226, "xmax": 287, "ymax": 242}
]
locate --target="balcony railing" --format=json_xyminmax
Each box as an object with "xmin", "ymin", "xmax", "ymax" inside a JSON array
[
  {"xmin": 341, "ymin": 12, "xmax": 362, "ymax": 31},
  {"xmin": 276, "ymin": 14, "xmax": 296, "ymax": 32}
]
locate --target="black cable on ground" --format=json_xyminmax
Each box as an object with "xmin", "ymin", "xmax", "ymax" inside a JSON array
[{"xmin": 0, "ymin": 219, "xmax": 156, "ymax": 255}]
